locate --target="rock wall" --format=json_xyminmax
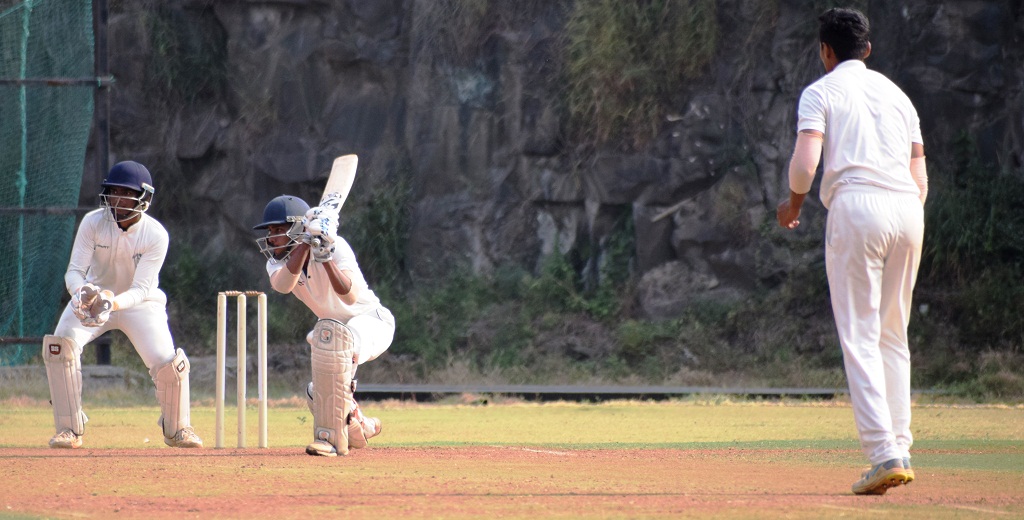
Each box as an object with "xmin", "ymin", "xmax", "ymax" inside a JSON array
[{"xmin": 90, "ymin": 0, "xmax": 1024, "ymax": 317}]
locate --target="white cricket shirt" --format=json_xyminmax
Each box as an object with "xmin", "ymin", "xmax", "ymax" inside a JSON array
[
  {"xmin": 266, "ymin": 237, "xmax": 382, "ymax": 322},
  {"xmin": 64, "ymin": 209, "xmax": 169, "ymax": 310},
  {"xmin": 797, "ymin": 60, "xmax": 923, "ymax": 209}
]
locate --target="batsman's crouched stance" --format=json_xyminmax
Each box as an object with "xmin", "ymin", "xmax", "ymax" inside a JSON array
[{"xmin": 255, "ymin": 194, "xmax": 394, "ymax": 457}]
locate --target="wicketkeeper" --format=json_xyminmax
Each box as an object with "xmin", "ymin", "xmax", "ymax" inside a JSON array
[
  {"xmin": 254, "ymin": 194, "xmax": 395, "ymax": 456},
  {"xmin": 43, "ymin": 161, "xmax": 203, "ymax": 449}
]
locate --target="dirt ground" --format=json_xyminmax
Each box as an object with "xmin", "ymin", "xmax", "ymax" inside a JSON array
[{"xmin": 3, "ymin": 446, "xmax": 1022, "ymax": 519}]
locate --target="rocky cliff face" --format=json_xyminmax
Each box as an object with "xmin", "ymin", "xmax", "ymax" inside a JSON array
[{"xmin": 93, "ymin": 0, "xmax": 1024, "ymax": 317}]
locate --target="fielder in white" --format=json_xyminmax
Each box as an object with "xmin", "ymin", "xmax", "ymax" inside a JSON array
[
  {"xmin": 776, "ymin": 8, "xmax": 927, "ymax": 495},
  {"xmin": 43, "ymin": 160, "xmax": 202, "ymax": 449},
  {"xmin": 254, "ymin": 194, "xmax": 395, "ymax": 457}
]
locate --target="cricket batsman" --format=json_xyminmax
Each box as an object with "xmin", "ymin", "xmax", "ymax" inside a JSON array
[
  {"xmin": 254, "ymin": 194, "xmax": 395, "ymax": 457},
  {"xmin": 43, "ymin": 161, "xmax": 203, "ymax": 449}
]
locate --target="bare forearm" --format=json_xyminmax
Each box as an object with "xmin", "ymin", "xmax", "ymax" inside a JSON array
[
  {"xmin": 324, "ymin": 261, "xmax": 357, "ymax": 304},
  {"xmin": 270, "ymin": 243, "xmax": 309, "ymax": 294},
  {"xmin": 777, "ymin": 131, "xmax": 820, "ymax": 230},
  {"xmin": 287, "ymin": 243, "xmax": 310, "ymax": 275}
]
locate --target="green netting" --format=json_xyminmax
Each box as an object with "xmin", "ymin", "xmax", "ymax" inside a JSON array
[{"xmin": 1, "ymin": 0, "xmax": 94, "ymax": 365}]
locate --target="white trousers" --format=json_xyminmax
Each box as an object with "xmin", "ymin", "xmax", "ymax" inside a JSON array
[
  {"xmin": 347, "ymin": 307, "xmax": 396, "ymax": 365},
  {"xmin": 305, "ymin": 307, "xmax": 395, "ymax": 366},
  {"xmin": 304, "ymin": 307, "xmax": 395, "ymax": 417},
  {"xmin": 53, "ymin": 299, "xmax": 178, "ymax": 369},
  {"xmin": 825, "ymin": 185, "xmax": 924, "ymax": 465}
]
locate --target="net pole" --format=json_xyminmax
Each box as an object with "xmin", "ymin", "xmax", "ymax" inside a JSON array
[
  {"xmin": 93, "ymin": 0, "xmax": 109, "ymax": 179},
  {"xmin": 93, "ymin": 0, "xmax": 111, "ymax": 365},
  {"xmin": 15, "ymin": 1, "xmax": 34, "ymax": 338}
]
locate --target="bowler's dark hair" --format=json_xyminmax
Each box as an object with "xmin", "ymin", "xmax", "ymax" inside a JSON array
[{"xmin": 818, "ymin": 8, "xmax": 870, "ymax": 61}]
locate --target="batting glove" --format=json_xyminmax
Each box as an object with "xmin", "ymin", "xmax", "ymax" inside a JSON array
[
  {"xmin": 304, "ymin": 205, "xmax": 339, "ymax": 237},
  {"xmin": 311, "ymin": 243, "xmax": 335, "ymax": 263},
  {"xmin": 308, "ymin": 217, "xmax": 337, "ymax": 241}
]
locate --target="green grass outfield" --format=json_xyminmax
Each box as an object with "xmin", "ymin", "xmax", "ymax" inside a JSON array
[{"xmin": 3, "ymin": 398, "xmax": 1022, "ymax": 457}]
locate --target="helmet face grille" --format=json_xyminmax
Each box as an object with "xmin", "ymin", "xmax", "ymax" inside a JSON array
[
  {"xmin": 254, "ymin": 195, "xmax": 310, "ymax": 261},
  {"xmin": 256, "ymin": 220, "xmax": 305, "ymax": 261},
  {"xmin": 99, "ymin": 190, "xmax": 152, "ymax": 223}
]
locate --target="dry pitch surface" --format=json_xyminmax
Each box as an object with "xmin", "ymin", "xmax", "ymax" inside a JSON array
[{"xmin": 2, "ymin": 399, "xmax": 1022, "ymax": 519}]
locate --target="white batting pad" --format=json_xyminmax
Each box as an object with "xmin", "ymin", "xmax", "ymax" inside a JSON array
[
  {"xmin": 307, "ymin": 381, "xmax": 370, "ymax": 449},
  {"xmin": 151, "ymin": 348, "xmax": 191, "ymax": 439},
  {"xmin": 42, "ymin": 335, "xmax": 86, "ymax": 435},
  {"xmin": 310, "ymin": 319, "xmax": 357, "ymax": 456},
  {"xmin": 347, "ymin": 397, "xmax": 370, "ymax": 449}
]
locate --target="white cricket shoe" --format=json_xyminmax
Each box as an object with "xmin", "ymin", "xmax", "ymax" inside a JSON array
[
  {"xmin": 852, "ymin": 458, "xmax": 911, "ymax": 495},
  {"xmin": 348, "ymin": 412, "xmax": 382, "ymax": 449},
  {"xmin": 49, "ymin": 428, "xmax": 83, "ymax": 449},
  {"xmin": 305, "ymin": 439, "xmax": 338, "ymax": 457},
  {"xmin": 164, "ymin": 426, "xmax": 204, "ymax": 448}
]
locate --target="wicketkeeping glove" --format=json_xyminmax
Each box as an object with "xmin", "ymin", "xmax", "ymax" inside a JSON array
[
  {"xmin": 71, "ymin": 283, "xmax": 101, "ymax": 321},
  {"xmin": 81, "ymin": 289, "xmax": 115, "ymax": 327}
]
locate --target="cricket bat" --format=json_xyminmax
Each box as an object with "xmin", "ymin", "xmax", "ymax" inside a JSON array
[
  {"xmin": 308, "ymin": 154, "xmax": 358, "ymax": 250},
  {"xmin": 321, "ymin": 154, "xmax": 358, "ymax": 209}
]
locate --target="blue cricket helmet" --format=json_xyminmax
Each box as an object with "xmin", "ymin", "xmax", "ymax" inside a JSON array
[
  {"xmin": 254, "ymin": 195, "xmax": 310, "ymax": 261},
  {"xmin": 102, "ymin": 161, "xmax": 154, "ymax": 194},
  {"xmin": 253, "ymin": 195, "xmax": 310, "ymax": 230},
  {"xmin": 99, "ymin": 161, "xmax": 155, "ymax": 222}
]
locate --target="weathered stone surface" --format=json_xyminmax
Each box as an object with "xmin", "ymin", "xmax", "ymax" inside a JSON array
[
  {"xmin": 96, "ymin": 0, "xmax": 1024, "ymax": 320},
  {"xmin": 636, "ymin": 261, "xmax": 744, "ymax": 320},
  {"xmin": 632, "ymin": 204, "xmax": 676, "ymax": 274},
  {"xmin": 586, "ymin": 154, "xmax": 666, "ymax": 205}
]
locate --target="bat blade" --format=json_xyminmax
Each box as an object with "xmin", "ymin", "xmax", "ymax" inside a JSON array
[{"xmin": 321, "ymin": 154, "xmax": 358, "ymax": 209}]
